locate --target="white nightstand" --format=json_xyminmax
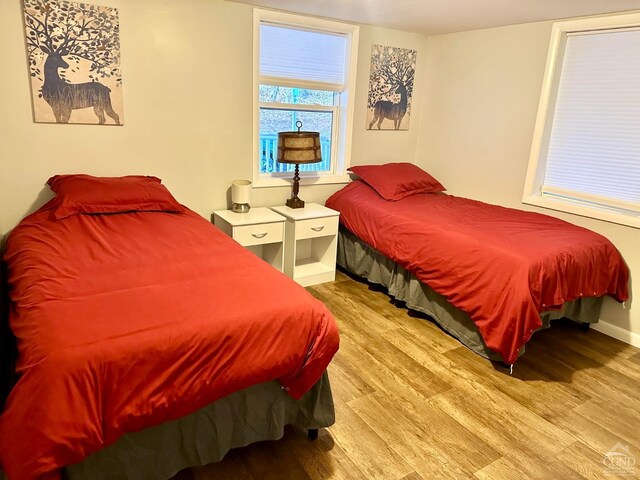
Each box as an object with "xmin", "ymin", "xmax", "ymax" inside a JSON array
[
  {"xmin": 270, "ymin": 203, "xmax": 339, "ymax": 287},
  {"xmin": 213, "ymin": 208, "xmax": 285, "ymax": 272}
]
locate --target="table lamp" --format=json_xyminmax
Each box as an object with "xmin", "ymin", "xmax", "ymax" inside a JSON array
[
  {"xmin": 231, "ymin": 179, "xmax": 251, "ymax": 213},
  {"xmin": 277, "ymin": 121, "xmax": 322, "ymax": 209}
]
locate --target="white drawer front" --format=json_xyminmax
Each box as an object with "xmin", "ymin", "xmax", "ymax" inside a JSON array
[
  {"xmin": 296, "ymin": 216, "xmax": 338, "ymax": 240},
  {"xmin": 233, "ymin": 222, "xmax": 283, "ymax": 247}
]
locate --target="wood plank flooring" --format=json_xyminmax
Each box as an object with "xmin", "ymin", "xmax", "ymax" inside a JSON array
[{"xmin": 184, "ymin": 271, "xmax": 640, "ymax": 480}]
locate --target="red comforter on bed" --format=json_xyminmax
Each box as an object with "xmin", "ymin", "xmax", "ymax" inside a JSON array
[
  {"xmin": 326, "ymin": 181, "xmax": 628, "ymax": 363},
  {"xmin": 0, "ymin": 206, "xmax": 339, "ymax": 480}
]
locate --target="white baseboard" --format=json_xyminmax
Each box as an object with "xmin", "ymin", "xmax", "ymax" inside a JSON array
[{"xmin": 591, "ymin": 321, "xmax": 640, "ymax": 349}]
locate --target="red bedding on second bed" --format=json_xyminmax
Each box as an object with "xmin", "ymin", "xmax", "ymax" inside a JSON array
[
  {"xmin": 0, "ymin": 206, "xmax": 338, "ymax": 480},
  {"xmin": 326, "ymin": 180, "xmax": 628, "ymax": 364}
]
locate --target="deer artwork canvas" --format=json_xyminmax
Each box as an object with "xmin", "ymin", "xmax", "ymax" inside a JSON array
[
  {"xmin": 366, "ymin": 44, "xmax": 417, "ymax": 131},
  {"xmin": 23, "ymin": 0, "xmax": 124, "ymax": 125}
]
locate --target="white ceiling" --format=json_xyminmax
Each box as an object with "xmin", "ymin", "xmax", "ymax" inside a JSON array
[{"xmin": 227, "ymin": 0, "xmax": 640, "ymax": 35}]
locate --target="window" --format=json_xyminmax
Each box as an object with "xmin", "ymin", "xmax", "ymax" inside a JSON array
[
  {"xmin": 253, "ymin": 10, "xmax": 359, "ymax": 187},
  {"xmin": 523, "ymin": 13, "xmax": 640, "ymax": 229}
]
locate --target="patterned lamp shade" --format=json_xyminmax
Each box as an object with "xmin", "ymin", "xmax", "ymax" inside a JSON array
[{"xmin": 277, "ymin": 131, "xmax": 322, "ymax": 164}]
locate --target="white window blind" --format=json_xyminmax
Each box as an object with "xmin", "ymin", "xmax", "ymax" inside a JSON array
[
  {"xmin": 259, "ymin": 24, "xmax": 347, "ymax": 89},
  {"xmin": 542, "ymin": 29, "xmax": 640, "ymax": 214}
]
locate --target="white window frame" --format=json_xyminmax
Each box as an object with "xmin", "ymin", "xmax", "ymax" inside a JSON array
[
  {"xmin": 252, "ymin": 9, "xmax": 359, "ymax": 188},
  {"xmin": 522, "ymin": 12, "xmax": 640, "ymax": 229}
]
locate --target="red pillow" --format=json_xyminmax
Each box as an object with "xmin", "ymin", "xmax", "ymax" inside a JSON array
[
  {"xmin": 348, "ymin": 163, "xmax": 445, "ymax": 201},
  {"xmin": 47, "ymin": 174, "xmax": 184, "ymax": 220}
]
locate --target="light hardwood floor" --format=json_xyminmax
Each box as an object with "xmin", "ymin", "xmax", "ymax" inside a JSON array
[{"xmin": 184, "ymin": 271, "xmax": 640, "ymax": 480}]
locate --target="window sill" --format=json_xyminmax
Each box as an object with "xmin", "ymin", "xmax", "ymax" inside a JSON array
[
  {"xmin": 522, "ymin": 194, "xmax": 640, "ymax": 229},
  {"xmin": 253, "ymin": 174, "xmax": 350, "ymax": 189}
]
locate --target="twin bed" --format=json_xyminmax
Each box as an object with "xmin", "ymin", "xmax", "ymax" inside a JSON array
[
  {"xmin": 0, "ymin": 167, "xmax": 630, "ymax": 479},
  {"xmin": 326, "ymin": 163, "xmax": 629, "ymax": 364},
  {"xmin": 0, "ymin": 175, "xmax": 339, "ymax": 480}
]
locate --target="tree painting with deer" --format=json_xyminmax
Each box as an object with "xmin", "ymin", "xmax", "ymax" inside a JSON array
[
  {"xmin": 23, "ymin": 0, "xmax": 123, "ymax": 125},
  {"xmin": 366, "ymin": 44, "xmax": 417, "ymax": 131}
]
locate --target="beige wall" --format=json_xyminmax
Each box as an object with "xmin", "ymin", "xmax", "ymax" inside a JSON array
[
  {"xmin": 0, "ymin": 0, "xmax": 428, "ymax": 235},
  {"xmin": 417, "ymin": 20, "xmax": 639, "ymax": 344}
]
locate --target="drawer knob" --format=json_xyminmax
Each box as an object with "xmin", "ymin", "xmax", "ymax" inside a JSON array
[
  {"xmin": 251, "ymin": 232, "xmax": 268, "ymax": 238},
  {"xmin": 310, "ymin": 226, "xmax": 325, "ymax": 232}
]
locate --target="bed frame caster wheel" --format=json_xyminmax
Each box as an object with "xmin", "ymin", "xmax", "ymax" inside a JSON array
[
  {"xmin": 307, "ymin": 428, "xmax": 319, "ymax": 441},
  {"xmin": 581, "ymin": 322, "xmax": 591, "ymax": 332}
]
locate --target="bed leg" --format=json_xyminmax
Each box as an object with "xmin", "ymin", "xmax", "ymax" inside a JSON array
[
  {"xmin": 581, "ymin": 322, "xmax": 591, "ymax": 332},
  {"xmin": 500, "ymin": 362, "xmax": 514, "ymax": 374},
  {"xmin": 307, "ymin": 428, "xmax": 319, "ymax": 441}
]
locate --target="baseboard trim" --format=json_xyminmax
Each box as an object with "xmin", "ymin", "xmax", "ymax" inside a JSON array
[{"xmin": 591, "ymin": 321, "xmax": 640, "ymax": 349}]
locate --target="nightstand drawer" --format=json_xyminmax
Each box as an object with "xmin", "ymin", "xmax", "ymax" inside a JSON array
[
  {"xmin": 296, "ymin": 216, "xmax": 338, "ymax": 240},
  {"xmin": 233, "ymin": 222, "xmax": 283, "ymax": 247}
]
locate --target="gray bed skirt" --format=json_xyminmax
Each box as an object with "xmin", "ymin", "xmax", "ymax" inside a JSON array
[
  {"xmin": 337, "ymin": 227, "xmax": 603, "ymax": 362},
  {"xmin": 64, "ymin": 372, "xmax": 334, "ymax": 480}
]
